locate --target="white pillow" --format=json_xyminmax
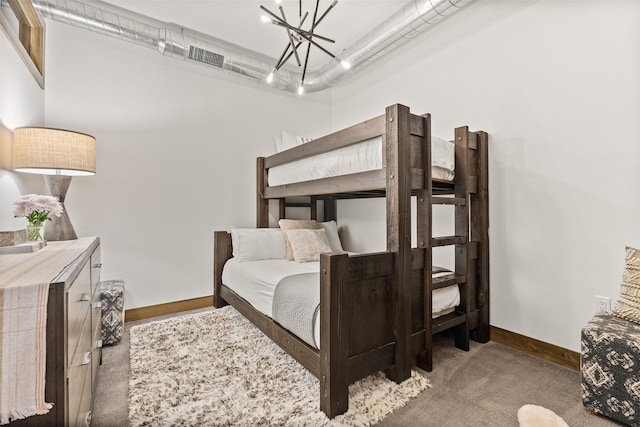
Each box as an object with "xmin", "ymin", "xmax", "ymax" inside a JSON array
[
  {"xmin": 279, "ymin": 130, "xmax": 312, "ymax": 152},
  {"xmin": 229, "ymin": 227, "xmax": 287, "ymax": 262},
  {"xmin": 285, "ymin": 228, "xmax": 332, "ymax": 262},
  {"xmin": 320, "ymin": 220, "xmax": 343, "ymax": 252}
]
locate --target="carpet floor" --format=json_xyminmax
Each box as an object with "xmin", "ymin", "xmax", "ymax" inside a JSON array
[{"xmin": 92, "ymin": 307, "xmax": 619, "ymax": 426}]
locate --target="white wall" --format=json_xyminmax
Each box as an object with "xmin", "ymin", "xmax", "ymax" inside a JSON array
[
  {"xmin": 0, "ymin": 27, "xmax": 45, "ymax": 230},
  {"xmin": 43, "ymin": 21, "xmax": 332, "ymax": 309},
  {"xmin": 331, "ymin": 0, "xmax": 640, "ymax": 351}
]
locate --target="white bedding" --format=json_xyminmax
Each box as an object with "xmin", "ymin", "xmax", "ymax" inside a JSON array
[
  {"xmin": 268, "ymin": 135, "xmax": 455, "ymax": 187},
  {"xmin": 221, "ymin": 257, "xmax": 460, "ymax": 348}
]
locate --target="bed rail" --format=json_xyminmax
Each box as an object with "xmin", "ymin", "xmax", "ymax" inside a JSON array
[{"xmin": 264, "ymin": 114, "xmax": 386, "ymax": 169}]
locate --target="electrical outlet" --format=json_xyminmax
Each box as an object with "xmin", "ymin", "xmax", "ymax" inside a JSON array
[{"xmin": 595, "ymin": 295, "xmax": 611, "ymax": 313}]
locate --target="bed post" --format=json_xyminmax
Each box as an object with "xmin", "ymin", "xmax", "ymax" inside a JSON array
[
  {"xmin": 213, "ymin": 231, "xmax": 231, "ymax": 308},
  {"xmin": 453, "ymin": 126, "xmax": 472, "ymax": 352},
  {"xmin": 416, "ymin": 113, "xmax": 434, "ymax": 372},
  {"xmin": 471, "ymin": 131, "xmax": 490, "ymax": 342},
  {"xmin": 257, "ymin": 156, "xmax": 269, "ymax": 228},
  {"xmin": 384, "ymin": 104, "xmax": 412, "ymax": 383},
  {"xmin": 323, "ymin": 198, "xmax": 337, "ymax": 222},
  {"xmin": 319, "ymin": 252, "xmax": 350, "ymax": 417}
]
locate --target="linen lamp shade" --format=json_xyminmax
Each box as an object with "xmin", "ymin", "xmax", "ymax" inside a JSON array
[{"xmin": 13, "ymin": 127, "xmax": 96, "ymax": 175}]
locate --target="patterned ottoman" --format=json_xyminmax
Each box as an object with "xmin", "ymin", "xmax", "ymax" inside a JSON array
[
  {"xmin": 581, "ymin": 312, "xmax": 640, "ymax": 426},
  {"xmin": 100, "ymin": 280, "xmax": 125, "ymax": 345}
]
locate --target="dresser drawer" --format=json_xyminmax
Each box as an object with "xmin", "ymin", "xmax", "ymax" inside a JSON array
[
  {"xmin": 91, "ymin": 293, "xmax": 102, "ymax": 391},
  {"xmin": 90, "ymin": 246, "xmax": 101, "ymax": 297},
  {"xmin": 91, "ymin": 290, "xmax": 102, "ymax": 347},
  {"xmin": 67, "ymin": 318, "xmax": 91, "ymax": 427},
  {"xmin": 74, "ymin": 362, "xmax": 92, "ymax": 427},
  {"xmin": 67, "ymin": 262, "xmax": 91, "ymax": 366}
]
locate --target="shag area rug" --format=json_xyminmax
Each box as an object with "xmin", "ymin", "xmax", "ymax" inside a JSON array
[{"xmin": 128, "ymin": 307, "xmax": 431, "ymax": 426}]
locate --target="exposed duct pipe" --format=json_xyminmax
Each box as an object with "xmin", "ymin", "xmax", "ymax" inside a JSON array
[{"xmin": 30, "ymin": 0, "xmax": 473, "ymax": 93}]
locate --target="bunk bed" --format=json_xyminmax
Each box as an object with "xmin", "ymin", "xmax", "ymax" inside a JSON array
[{"xmin": 213, "ymin": 104, "xmax": 489, "ymax": 418}]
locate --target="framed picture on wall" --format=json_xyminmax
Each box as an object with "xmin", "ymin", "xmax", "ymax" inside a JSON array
[{"xmin": 0, "ymin": 0, "xmax": 44, "ymax": 88}]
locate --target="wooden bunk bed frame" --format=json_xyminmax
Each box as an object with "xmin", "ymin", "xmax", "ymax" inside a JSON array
[{"xmin": 213, "ymin": 104, "xmax": 489, "ymax": 418}]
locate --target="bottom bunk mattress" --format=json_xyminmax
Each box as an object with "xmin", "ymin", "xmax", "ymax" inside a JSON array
[{"xmin": 221, "ymin": 257, "xmax": 460, "ymax": 349}]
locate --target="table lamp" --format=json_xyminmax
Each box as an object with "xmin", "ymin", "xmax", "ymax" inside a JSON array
[{"xmin": 12, "ymin": 127, "xmax": 96, "ymax": 241}]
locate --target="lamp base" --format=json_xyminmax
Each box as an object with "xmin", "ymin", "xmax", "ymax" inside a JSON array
[{"xmin": 44, "ymin": 175, "xmax": 78, "ymax": 241}]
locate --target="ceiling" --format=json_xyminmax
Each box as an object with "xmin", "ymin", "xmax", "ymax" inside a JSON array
[
  {"xmin": 102, "ymin": 0, "xmax": 404, "ymax": 70},
  {"xmin": 32, "ymin": 0, "xmax": 471, "ymax": 93}
]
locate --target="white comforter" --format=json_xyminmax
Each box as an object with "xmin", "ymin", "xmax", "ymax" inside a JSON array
[{"xmin": 222, "ymin": 258, "xmax": 460, "ymax": 349}]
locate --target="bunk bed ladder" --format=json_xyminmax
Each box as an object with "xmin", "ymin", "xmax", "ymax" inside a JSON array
[
  {"xmin": 433, "ymin": 126, "xmax": 491, "ymax": 351},
  {"xmin": 450, "ymin": 126, "xmax": 473, "ymax": 353},
  {"xmin": 419, "ymin": 126, "xmax": 477, "ymax": 372},
  {"xmin": 417, "ymin": 112, "xmax": 435, "ymax": 372}
]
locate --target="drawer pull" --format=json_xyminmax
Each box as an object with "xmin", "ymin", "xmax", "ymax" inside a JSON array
[
  {"xmin": 81, "ymin": 352, "xmax": 91, "ymax": 366},
  {"xmin": 93, "ymin": 263, "xmax": 102, "ymax": 268},
  {"xmin": 80, "ymin": 293, "xmax": 90, "ymax": 302},
  {"xmin": 97, "ymin": 339, "xmax": 103, "ymax": 348}
]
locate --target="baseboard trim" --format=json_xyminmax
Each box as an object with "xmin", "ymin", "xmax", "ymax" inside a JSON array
[
  {"xmin": 125, "ymin": 295, "xmax": 214, "ymax": 322},
  {"xmin": 490, "ymin": 326, "xmax": 580, "ymax": 371}
]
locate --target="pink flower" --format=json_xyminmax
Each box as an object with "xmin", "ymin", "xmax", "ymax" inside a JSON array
[{"xmin": 13, "ymin": 194, "xmax": 63, "ymax": 225}]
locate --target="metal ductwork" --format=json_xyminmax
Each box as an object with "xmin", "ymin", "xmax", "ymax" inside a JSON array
[{"xmin": 30, "ymin": 0, "xmax": 473, "ymax": 93}]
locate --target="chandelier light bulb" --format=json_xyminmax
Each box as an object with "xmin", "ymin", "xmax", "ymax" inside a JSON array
[
  {"xmin": 260, "ymin": 15, "xmax": 271, "ymax": 23},
  {"xmin": 266, "ymin": 72, "xmax": 275, "ymax": 83},
  {"xmin": 340, "ymin": 60, "xmax": 351, "ymax": 70},
  {"xmin": 297, "ymin": 85, "xmax": 304, "ymax": 95}
]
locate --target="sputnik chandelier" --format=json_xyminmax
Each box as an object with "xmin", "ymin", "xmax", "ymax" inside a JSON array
[{"xmin": 260, "ymin": 0, "xmax": 350, "ymax": 94}]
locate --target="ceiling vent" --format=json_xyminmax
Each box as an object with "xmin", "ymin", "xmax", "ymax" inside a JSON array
[{"xmin": 188, "ymin": 46, "xmax": 224, "ymax": 68}]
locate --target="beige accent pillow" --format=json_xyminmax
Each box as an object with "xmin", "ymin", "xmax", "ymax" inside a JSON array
[
  {"xmin": 278, "ymin": 219, "xmax": 322, "ymax": 261},
  {"xmin": 612, "ymin": 246, "xmax": 640, "ymax": 324},
  {"xmin": 285, "ymin": 229, "xmax": 332, "ymax": 262}
]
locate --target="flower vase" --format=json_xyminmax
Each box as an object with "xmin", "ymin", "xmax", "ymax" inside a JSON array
[{"xmin": 26, "ymin": 223, "xmax": 44, "ymax": 241}]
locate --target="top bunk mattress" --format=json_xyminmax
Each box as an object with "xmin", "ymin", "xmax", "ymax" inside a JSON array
[{"xmin": 267, "ymin": 135, "xmax": 454, "ymax": 187}]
